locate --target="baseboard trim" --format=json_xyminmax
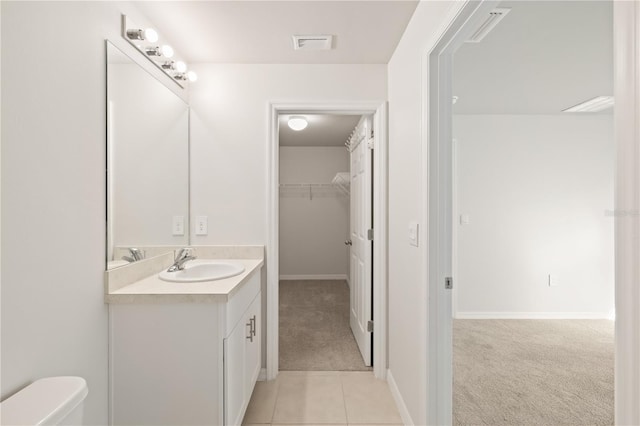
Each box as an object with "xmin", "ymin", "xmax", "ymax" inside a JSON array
[
  {"xmin": 387, "ymin": 369, "xmax": 413, "ymax": 426},
  {"xmin": 455, "ymin": 312, "xmax": 611, "ymax": 319},
  {"xmin": 257, "ymin": 368, "xmax": 267, "ymax": 381},
  {"xmin": 279, "ymin": 274, "xmax": 348, "ymax": 281}
]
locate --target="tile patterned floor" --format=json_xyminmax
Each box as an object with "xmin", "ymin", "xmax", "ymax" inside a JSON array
[{"xmin": 243, "ymin": 371, "xmax": 403, "ymax": 426}]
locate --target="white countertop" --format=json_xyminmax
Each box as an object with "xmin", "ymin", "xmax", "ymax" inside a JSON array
[{"xmin": 106, "ymin": 258, "xmax": 263, "ymax": 304}]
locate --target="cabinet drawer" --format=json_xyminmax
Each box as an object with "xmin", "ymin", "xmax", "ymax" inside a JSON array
[{"xmin": 225, "ymin": 269, "xmax": 261, "ymax": 337}]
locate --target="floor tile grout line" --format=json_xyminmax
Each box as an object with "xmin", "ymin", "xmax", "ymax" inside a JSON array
[
  {"xmin": 269, "ymin": 374, "xmax": 281, "ymax": 424},
  {"xmin": 340, "ymin": 375, "xmax": 350, "ymax": 425}
]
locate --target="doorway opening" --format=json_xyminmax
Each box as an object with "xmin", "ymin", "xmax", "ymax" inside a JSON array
[
  {"xmin": 266, "ymin": 102, "xmax": 388, "ymax": 381},
  {"xmin": 451, "ymin": 2, "xmax": 614, "ymax": 424},
  {"xmin": 278, "ymin": 113, "xmax": 372, "ymax": 371},
  {"xmin": 425, "ymin": 1, "xmax": 630, "ymax": 425}
]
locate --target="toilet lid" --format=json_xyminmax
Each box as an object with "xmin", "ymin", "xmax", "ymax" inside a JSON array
[{"xmin": 1, "ymin": 376, "xmax": 88, "ymax": 425}]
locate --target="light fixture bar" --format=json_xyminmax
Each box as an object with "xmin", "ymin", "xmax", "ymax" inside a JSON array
[
  {"xmin": 121, "ymin": 15, "xmax": 196, "ymax": 88},
  {"xmin": 466, "ymin": 8, "xmax": 511, "ymax": 43},
  {"xmin": 563, "ymin": 96, "xmax": 614, "ymax": 113}
]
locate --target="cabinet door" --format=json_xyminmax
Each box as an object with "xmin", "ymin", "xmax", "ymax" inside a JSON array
[
  {"xmin": 224, "ymin": 317, "xmax": 249, "ymax": 426},
  {"xmin": 244, "ymin": 292, "xmax": 262, "ymax": 401}
]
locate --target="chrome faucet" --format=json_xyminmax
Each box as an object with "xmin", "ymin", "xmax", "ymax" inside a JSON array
[
  {"xmin": 122, "ymin": 247, "xmax": 145, "ymax": 263},
  {"xmin": 167, "ymin": 248, "xmax": 197, "ymax": 272}
]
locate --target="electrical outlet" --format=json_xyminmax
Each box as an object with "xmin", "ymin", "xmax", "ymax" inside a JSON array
[
  {"xmin": 548, "ymin": 274, "xmax": 559, "ymax": 287},
  {"xmin": 172, "ymin": 216, "xmax": 185, "ymax": 236},
  {"xmin": 195, "ymin": 216, "xmax": 208, "ymax": 236}
]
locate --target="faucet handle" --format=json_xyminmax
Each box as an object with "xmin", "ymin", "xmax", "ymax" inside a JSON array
[
  {"xmin": 128, "ymin": 247, "xmax": 145, "ymax": 261},
  {"xmin": 175, "ymin": 247, "xmax": 194, "ymax": 260}
]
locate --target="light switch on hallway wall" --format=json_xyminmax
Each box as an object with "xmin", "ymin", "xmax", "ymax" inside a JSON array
[
  {"xmin": 196, "ymin": 216, "xmax": 208, "ymax": 235},
  {"xmin": 408, "ymin": 222, "xmax": 419, "ymax": 247},
  {"xmin": 172, "ymin": 216, "xmax": 185, "ymax": 236},
  {"xmin": 460, "ymin": 214, "xmax": 470, "ymax": 225}
]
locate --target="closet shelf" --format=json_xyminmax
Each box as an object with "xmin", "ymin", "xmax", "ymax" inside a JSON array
[
  {"xmin": 279, "ymin": 182, "xmax": 348, "ymax": 199},
  {"xmin": 331, "ymin": 172, "xmax": 350, "ymax": 196}
]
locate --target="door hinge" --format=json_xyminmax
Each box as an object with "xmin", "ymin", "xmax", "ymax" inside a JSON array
[
  {"xmin": 367, "ymin": 138, "xmax": 375, "ymax": 150},
  {"xmin": 367, "ymin": 320, "xmax": 374, "ymax": 332},
  {"xmin": 367, "ymin": 229, "xmax": 374, "ymax": 240},
  {"xmin": 445, "ymin": 277, "xmax": 453, "ymax": 289}
]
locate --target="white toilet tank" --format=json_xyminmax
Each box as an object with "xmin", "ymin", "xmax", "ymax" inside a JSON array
[{"xmin": 0, "ymin": 376, "xmax": 88, "ymax": 425}]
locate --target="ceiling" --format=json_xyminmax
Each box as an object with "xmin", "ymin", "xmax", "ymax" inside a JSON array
[
  {"xmin": 134, "ymin": 1, "xmax": 419, "ymax": 64},
  {"xmin": 453, "ymin": 1, "xmax": 613, "ymax": 114},
  {"xmin": 279, "ymin": 114, "xmax": 361, "ymax": 146}
]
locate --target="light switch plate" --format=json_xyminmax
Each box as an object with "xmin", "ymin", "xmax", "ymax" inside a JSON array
[
  {"xmin": 548, "ymin": 274, "xmax": 559, "ymax": 287},
  {"xmin": 195, "ymin": 216, "xmax": 208, "ymax": 236},
  {"xmin": 460, "ymin": 214, "xmax": 470, "ymax": 225},
  {"xmin": 408, "ymin": 222, "xmax": 419, "ymax": 247},
  {"xmin": 172, "ymin": 216, "xmax": 185, "ymax": 236}
]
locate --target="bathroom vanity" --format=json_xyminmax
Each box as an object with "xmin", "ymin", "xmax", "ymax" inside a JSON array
[{"xmin": 106, "ymin": 247, "xmax": 264, "ymax": 426}]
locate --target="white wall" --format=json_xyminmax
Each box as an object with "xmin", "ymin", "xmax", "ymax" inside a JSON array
[
  {"xmin": 189, "ymin": 64, "xmax": 386, "ymax": 244},
  {"xmin": 279, "ymin": 147, "xmax": 349, "ymax": 278},
  {"xmin": 1, "ymin": 3, "xmax": 183, "ymax": 423},
  {"xmin": 189, "ymin": 63, "xmax": 386, "ymax": 367},
  {"xmin": 386, "ymin": 1, "xmax": 458, "ymax": 424},
  {"xmin": 453, "ymin": 115, "xmax": 614, "ymax": 317}
]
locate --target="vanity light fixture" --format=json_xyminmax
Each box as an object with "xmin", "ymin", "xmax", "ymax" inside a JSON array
[
  {"xmin": 144, "ymin": 46, "xmax": 162, "ymax": 57},
  {"xmin": 161, "ymin": 61, "xmax": 176, "ymax": 70},
  {"xmin": 175, "ymin": 61, "xmax": 187, "ymax": 73},
  {"xmin": 126, "ymin": 27, "xmax": 158, "ymax": 43},
  {"xmin": 288, "ymin": 116, "xmax": 308, "ymax": 131},
  {"xmin": 122, "ymin": 14, "xmax": 197, "ymax": 88},
  {"xmin": 160, "ymin": 45, "xmax": 174, "ymax": 58}
]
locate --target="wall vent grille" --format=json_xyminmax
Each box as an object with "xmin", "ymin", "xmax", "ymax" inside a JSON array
[
  {"xmin": 466, "ymin": 8, "xmax": 511, "ymax": 43},
  {"xmin": 292, "ymin": 35, "xmax": 334, "ymax": 50}
]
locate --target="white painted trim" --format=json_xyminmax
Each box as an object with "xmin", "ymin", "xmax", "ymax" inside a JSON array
[
  {"xmin": 455, "ymin": 312, "xmax": 612, "ymax": 320},
  {"xmin": 451, "ymin": 138, "xmax": 459, "ymax": 319},
  {"xmin": 614, "ymin": 2, "xmax": 640, "ymax": 424},
  {"xmin": 423, "ymin": 1, "xmax": 504, "ymax": 424},
  {"xmin": 279, "ymin": 274, "xmax": 348, "ymax": 281},
  {"xmin": 257, "ymin": 368, "xmax": 267, "ymax": 382},
  {"xmin": 266, "ymin": 103, "xmax": 280, "ymax": 381},
  {"xmin": 267, "ymin": 101, "xmax": 389, "ymax": 381},
  {"xmin": 387, "ymin": 369, "xmax": 414, "ymax": 426},
  {"xmin": 372, "ymin": 102, "xmax": 389, "ymax": 380}
]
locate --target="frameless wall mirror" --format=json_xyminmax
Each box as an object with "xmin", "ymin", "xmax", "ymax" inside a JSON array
[{"xmin": 106, "ymin": 41, "xmax": 189, "ymax": 270}]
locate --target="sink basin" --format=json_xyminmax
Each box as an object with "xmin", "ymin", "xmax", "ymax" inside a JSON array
[{"xmin": 159, "ymin": 260, "xmax": 246, "ymax": 283}]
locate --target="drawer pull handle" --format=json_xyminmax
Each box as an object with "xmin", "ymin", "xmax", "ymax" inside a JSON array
[
  {"xmin": 246, "ymin": 320, "xmax": 253, "ymax": 342},
  {"xmin": 250, "ymin": 315, "xmax": 256, "ymax": 337}
]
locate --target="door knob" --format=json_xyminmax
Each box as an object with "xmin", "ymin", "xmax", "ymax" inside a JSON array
[{"xmin": 345, "ymin": 240, "xmax": 352, "ymax": 246}]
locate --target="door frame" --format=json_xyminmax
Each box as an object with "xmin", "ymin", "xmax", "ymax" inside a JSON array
[
  {"xmin": 266, "ymin": 101, "xmax": 389, "ymax": 381},
  {"xmin": 425, "ymin": 1, "xmax": 640, "ymax": 425}
]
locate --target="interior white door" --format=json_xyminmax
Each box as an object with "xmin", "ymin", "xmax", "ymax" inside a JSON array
[{"xmin": 349, "ymin": 116, "xmax": 373, "ymax": 366}]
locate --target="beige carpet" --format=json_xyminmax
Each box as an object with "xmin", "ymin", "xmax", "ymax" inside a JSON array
[
  {"xmin": 279, "ymin": 280, "xmax": 372, "ymax": 371},
  {"xmin": 454, "ymin": 320, "xmax": 614, "ymax": 426}
]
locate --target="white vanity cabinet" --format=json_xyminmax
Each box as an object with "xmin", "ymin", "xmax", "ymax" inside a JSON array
[
  {"xmin": 109, "ymin": 269, "xmax": 262, "ymax": 426},
  {"xmin": 224, "ymin": 292, "xmax": 261, "ymax": 426}
]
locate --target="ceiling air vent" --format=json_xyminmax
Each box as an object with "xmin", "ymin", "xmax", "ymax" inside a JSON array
[
  {"xmin": 466, "ymin": 8, "xmax": 511, "ymax": 43},
  {"xmin": 292, "ymin": 35, "xmax": 333, "ymax": 51}
]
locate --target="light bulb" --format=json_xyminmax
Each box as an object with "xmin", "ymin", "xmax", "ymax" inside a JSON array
[
  {"xmin": 288, "ymin": 116, "xmax": 308, "ymax": 131},
  {"xmin": 144, "ymin": 28, "xmax": 158, "ymax": 43},
  {"xmin": 175, "ymin": 61, "xmax": 187, "ymax": 73},
  {"xmin": 187, "ymin": 71, "xmax": 198, "ymax": 82},
  {"xmin": 160, "ymin": 45, "xmax": 174, "ymax": 58}
]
